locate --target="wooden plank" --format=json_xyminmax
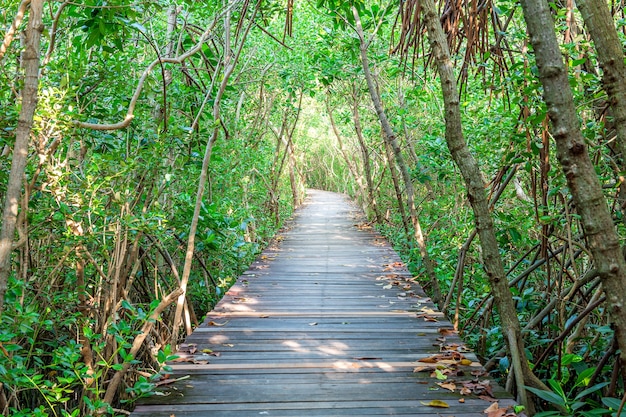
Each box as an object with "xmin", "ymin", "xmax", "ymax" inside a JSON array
[
  {"xmin": 133, "ymin": 398, "xmax": 518, "ymax": 416},
  {"xmin": 131, "ymin": 190, "xmax": 515, "ymax": 417}
]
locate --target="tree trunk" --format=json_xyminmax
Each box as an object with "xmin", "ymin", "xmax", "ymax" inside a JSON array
[
  {"xmin": 519, "ymin": 0, "xmax": 626, "ymax": 373},
  {"xmin": 285, "ymin": 89, "xmax": 305, "ymax": 208},
  {"xmin": 576, "ymin": 0, "xmax": 626, "ymax": 222},
  {"xmin": 384, "ymin": 140, "xmax": 411, "ymax": 235},
  {"xmin": 171, "ymin": 4, "xmax": 256, "ymax": 345},
  {"xmin": 0, "ymin": 0, "xmax": 43, "ymax": 316},
  {"xmin": 352, "ymin": 85, "xmax": 383, "ymax": 223},
  {"xmin": 418, "ymin": 0, "xmax": 549, "ymax": 407},
  {"xmin": 352, "ymin": 7, "xmax": 441, "ymax": 305},
  {"xmin": 326, "ymin": 97, "xmax": 370, "ymax": 210}
]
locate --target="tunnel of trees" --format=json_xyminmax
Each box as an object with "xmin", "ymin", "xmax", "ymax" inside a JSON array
[{"xmin": 1, "ymin": 0, "xmax": 626, "ymax": 415}]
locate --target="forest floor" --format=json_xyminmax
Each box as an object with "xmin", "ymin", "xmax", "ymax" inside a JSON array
[{"xmin": 131, "ymin": 189, "xmax": 517, "ymax": 416}]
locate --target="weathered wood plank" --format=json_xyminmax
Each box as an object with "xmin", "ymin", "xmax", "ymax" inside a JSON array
[{"xmin": 131, "ymin": 190, "xmax": 516, "ymax": 416}]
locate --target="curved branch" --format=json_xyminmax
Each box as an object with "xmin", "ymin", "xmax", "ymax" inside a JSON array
[
  {"xmin": 74, "ymin": 14, "xmax": 227, "ymax": 131},
  {"xmin": 0, "ymin": 0, "xmax": 31, "ymax": 62},
  {"xmin": 42, "ymin": 1, "xmax": 70, "ymax": 66}
]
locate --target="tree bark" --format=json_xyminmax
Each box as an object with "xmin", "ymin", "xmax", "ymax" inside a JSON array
[
  {"xmin": 384, "ymin": 140, "xmax": 411, "ymax": 235},
  {"xmin": 519, "ymin": 0, "xmax": 626, "ymax": 373},
  {"xmin": 418, "ymin": 0, "xmax": 548, "ymax": 407},
  {"xmin": 352, "ymin": 84, "xmax": 383, "ymax": 223},
  {"xmin": 575, "ymin": 0, "xmax": 626, "ymax": 221},
  {"xmin": 0, "ymin": 0, "xmax": 31, "ymax": 62},
  {"xmin": 352, "ymin": 7, "xmax": 441, "ymax": 305},
  {"xmin": 0, "ymin": 0, "xmax": 43, "ymax": 316}
]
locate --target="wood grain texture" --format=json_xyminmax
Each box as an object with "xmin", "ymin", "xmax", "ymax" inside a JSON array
[{"xmin": 131, "ymin": 190, "xmax": 517, "ymax": 416}]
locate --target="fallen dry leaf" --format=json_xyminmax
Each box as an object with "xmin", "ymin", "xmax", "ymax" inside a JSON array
[
  {"xmin": 484, "ymin": 402, "xmax": 507, "ymax": 417},
  {"xmin": 437, "ymin": 382, "xmax": 457, "ymax": 392},
  {"xmin": 155, "ymin": 375, "xmax": 190, "ymax": 387},
  {"xmin": 438, "ymin": 328, "xmax": 458, "ymax": 336},
  {"xmin": 416, "ymin": 314, "xmax": 438, "ymax": 322},
  {"xmin": 421, "ymin": 400, "xmax": 450, "ymax": 408},
  {"xmin": 155, "ymin": 378, "xmax": 178, "ymax": 387},
  {"xmin": 485, "ymin": 403, "xmax": 500, "ymax": 413},
  {"xmin": 179, "ymin": 343, "xmax": 198, "ymax": 354},
  {"xmin": 172, "ymin": 356, "xmax": 209, "ymax": 365},
  {"xmin": 441, "ymin": 343, "xmax": 460, "ymax": 350},
  {"xmin": 479, "ymin": 395, "xmax": 498, "ymax": 402},
  {"xmin": 208, "ymin": 320, "xmax": 229, "ymax": 327},
  {"xmin": 457, "ymin": 379, "xmax": 496, "ymax": 399}
]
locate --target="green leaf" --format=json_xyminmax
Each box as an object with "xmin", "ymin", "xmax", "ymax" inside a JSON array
[
  {"xmin": 561, "ymin": 353, "xmax": 583, "ymax": 365},
  {"xmin": 575, "ymin": 367, "xmax": 596, "ymax": 387},
  {"xmin": 601, "ymin": 397, "xmax": 623, "ymax": 411},
  {"xmin": 130, "ymin": 22, "xmax": 147, "ymax": 33},
  {"xmin": 547, "ymin": 379, "xmax": 566, "ymax": 401},
  {"xmin": 525, "ymin": 385, "xmax": 566, "ymax": 406},
  {"xmin": 574, "ymin": 381, "xmax": 609, "ymax": 400}
]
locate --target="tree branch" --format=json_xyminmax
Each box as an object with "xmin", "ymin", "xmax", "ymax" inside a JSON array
[
  {"xmin": 0, "ymin": 0, "xmax": 31, "ymax": 62},
  {"xmin": 42, "ymin": 1, "xmax": 70, "ymax": 66},
  {"xmin": 74, "ymin": 2, "xmax": 243, "ymax": 131},
  {"xmin": 102, "ymin": 287, "xmax": 183, "ymax": 407}
]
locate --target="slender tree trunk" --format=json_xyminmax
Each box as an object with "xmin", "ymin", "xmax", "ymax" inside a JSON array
[
  {"xmin": 418, "ymin": 0, "xmax": 549, "ymax": 408},
  {"xmin": 576, "ymin": 0, "xmax": 626, "ymax": 221},
  {"xmin": 384, "ymin": 140, "xmax": 411, "ymax": 235},
  {"xmin": 519, "ymin": 0, "xmax": 626, "ymax": 374},
  {"xmin": 352, "ymin": 7, "xmax": 441, "ymax": 305},
  {"xmin": 0, "ymin": 0, "xmax": 43, "ymax": 316},
  {"xmin": 286, "ymin": 138, "xmax": 299, "ymax": 208},
  {"xmin": 326, "ymin": 97, "xmax": 370, "ymax": 210},
  {"xmin": 285, "ymin": 89, "xmax": 305, "ymax": 208},
  {"xmin": 171, "ymin": 4, "xmax": 256, "ymax": 344},
  {"xmin": 352, "ymin": 85, "xmax": 383, "ymax": 223}
]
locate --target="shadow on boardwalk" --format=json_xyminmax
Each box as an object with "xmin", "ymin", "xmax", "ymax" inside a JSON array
[{"xmin": 132, "ymin": 189, "xmax": 516, "ymax": 416}]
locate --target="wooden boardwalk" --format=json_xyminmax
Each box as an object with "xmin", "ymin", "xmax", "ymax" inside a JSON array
[{"xmin": 133, "ymin": 190, "xmax": 516, "ymax": 416}]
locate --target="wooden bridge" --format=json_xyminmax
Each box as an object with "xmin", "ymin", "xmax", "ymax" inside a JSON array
[{"xmin": 132, "ymin": 190, "xmax": 516, "ymax": 416}]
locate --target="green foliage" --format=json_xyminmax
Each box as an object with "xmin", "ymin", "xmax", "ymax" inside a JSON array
[
  {"xmin": 1, "ymin": 0, "xmax": 626, "ymax": 414},
  {"xmin": 525, "ymin": 378, "xmax": 613, "ymax": 417}
]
